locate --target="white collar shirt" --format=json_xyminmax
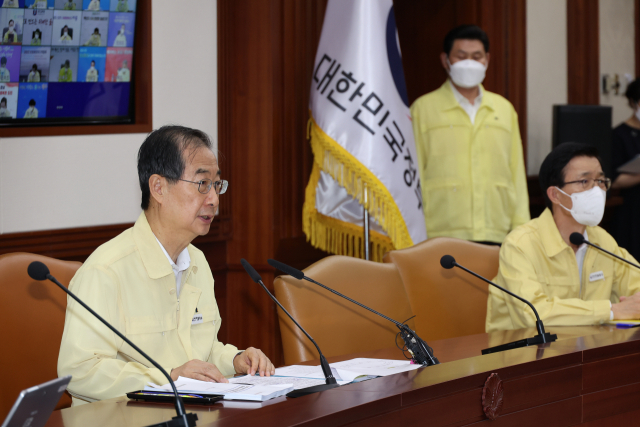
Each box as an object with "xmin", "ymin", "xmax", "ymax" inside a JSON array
[
  {"xmin": 449, "ymin": 79, "xmax": 483, "ymax": 124},
  {"xmin": 154, "ymin": 236, "xmax": 191, "ymax": 297}
]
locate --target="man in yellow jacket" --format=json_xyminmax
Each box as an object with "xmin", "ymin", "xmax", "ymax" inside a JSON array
[
  {"xmin": 411, "ymin": 25, "xmax": 529, "ymax": 244},
  {"xmin": 486, "ymin": 143, "xmax": 640, "ymax": 332},
  {"xmin": 58, "ymin": 125, "xmax": 274, "ymax": 405}
]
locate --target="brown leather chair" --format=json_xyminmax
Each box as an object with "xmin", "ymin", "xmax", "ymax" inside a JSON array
[
  {"xmin": 274, "ymin": 255, "xmax": 415, "ymax": 365},
  {"xmin": 383, "ymin": 237, "xmax": 500, "ymax": 341},
  {"xmin": 0, "ymin": 253, "xmax": 81, "ymax": 419}
]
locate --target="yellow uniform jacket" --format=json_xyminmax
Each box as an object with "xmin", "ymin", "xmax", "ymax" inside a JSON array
[
  {"xmin": 58, "ymin": 213, "xmax": 239, "ymax": 405},
  {"xmin": 486, "ymin": 208, "xmax": 640, "ymax": 332},
  {"xmin": 410, "ymin": 81, "xmax": 529, "ymax": 243}
]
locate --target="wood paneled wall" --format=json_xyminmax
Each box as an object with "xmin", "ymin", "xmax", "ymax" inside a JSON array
[
  {"xmin": 0, "ymin": 0, "xmax": 528, "ymax": 367},
  {"xmin": 394, "ymin": 0, "xmax": 527, "ymax": 164},
  {"xmin": 567, "ymin": 0, "xmax": 600, "ymax": 105}
]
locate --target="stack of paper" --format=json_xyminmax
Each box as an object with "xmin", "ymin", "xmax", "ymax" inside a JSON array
[
  {"xmin": 230, "ymin": 358, "xmax": 421, "ymax": 391},
  {"xmin": 148, "ymin": 359, "xmax": 421, "ymax": 400},
  {"xmin": 146, "ymin": 376, "xmax": 293, "ymax": 401}
]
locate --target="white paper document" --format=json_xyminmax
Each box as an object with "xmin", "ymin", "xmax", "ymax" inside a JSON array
[
  {"xmin": 329, "ymin": 358, "xmax": 420, "ymax": 377},
  {"xmin": 146, "ymin": 376, "xmax": 293, "ymax": 401},
  {"xmin": 274, "ymin": 365, "xmax": 361, "ymax": 383},
  {"xmin": 230, "ymin": 375, "xmax": 329, "ymax": 390}
]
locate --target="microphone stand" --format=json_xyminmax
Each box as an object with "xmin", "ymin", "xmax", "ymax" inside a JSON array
[
  {"xmin": 41, "ymin": 271, "xmax": 197, "ymax": 427},
  {"xmin": 240, "ymin": 259, "xmax": 339, "ymax": 398},
  {"xmin": 268, "ymin": 259, "xmax": 439, "ymax": 366},
  {"xmin": 448, "ymin": 261, "xmax": 557, "ymax": 355}
]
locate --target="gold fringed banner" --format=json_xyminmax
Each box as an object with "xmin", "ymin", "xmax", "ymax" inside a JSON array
[
  {"xmin": 304, "ymin": 114, "xmax": 414, "ymax": 252},
  {"xmin": 303, "ymin": 163, "xmax": 394, "ymax": 262}
]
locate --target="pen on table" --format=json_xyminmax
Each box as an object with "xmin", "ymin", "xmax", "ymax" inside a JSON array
[{"xmin": 615, "ymin": 323, "xmax": 640, "ymax": 329}]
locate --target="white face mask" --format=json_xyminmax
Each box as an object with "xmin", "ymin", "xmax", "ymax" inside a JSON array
[
  {"xmin": 447, "ymin": 59, "xmax": 486, "ymax": 89},
  {"xmin": 555, "ymin": 185, "xmax": 606, "ymax": 227}
]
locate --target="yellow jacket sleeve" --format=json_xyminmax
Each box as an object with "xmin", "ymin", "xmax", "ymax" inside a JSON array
[
  {"xmin": 509, "ymin": 108, "xmax": 530, "ymax": 229},
  {"xmin": 58, "ymin": 266, "xmax": 166, "ymax": 403},
  {"xmin": 612, "ymin": 246, "xmax": 640, "ymax": 301},
  {"xmin": 494, "ymin": 237, "xmax": 611, "ymax": 329}
]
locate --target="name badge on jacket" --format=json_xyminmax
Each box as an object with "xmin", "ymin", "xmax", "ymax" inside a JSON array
[
  {"xmin": 191, "ymin": 313, "xmax": 203, "ymax": 325},
  {"xmin": 590, "ymin": 271, "xmax": 605, "ymax": 282}
]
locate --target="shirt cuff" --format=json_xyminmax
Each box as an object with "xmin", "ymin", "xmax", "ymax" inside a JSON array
[{"xmin": 610, "ymin": 301, "xmax": 614, "ymax": 321}]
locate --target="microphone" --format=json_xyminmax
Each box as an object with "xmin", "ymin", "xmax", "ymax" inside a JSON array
[
  {"xmin": 267, "ymin": 259, "xmax": 439, "ymax": 366},
  {"xmin": 570, "ymin": 232, "xmax": 640, "ymax": 270},
  {"xmin": 440, "ymin": 255, "xmax": 557, "ymax": 355},
  {"xmin": 240, "ymin": 259, "xmax": 339, "ymax": 398},
  {"xmin": 28, "ymin": 261, "xmax": 198, "ymax": 427}
]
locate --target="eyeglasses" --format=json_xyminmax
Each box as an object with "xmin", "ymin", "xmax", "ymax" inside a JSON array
[
  {"xmin": 178, "ymin": 178, "xmax": 228, "ymax": 195},
  {"xmin": 562, "ymin": 178, "xmax": 611, "ymax": 191}
]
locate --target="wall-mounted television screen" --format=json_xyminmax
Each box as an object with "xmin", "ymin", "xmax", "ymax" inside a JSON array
[{"xmin": 0, "ymin": 0, "xmax": 136, "ymax": 127}]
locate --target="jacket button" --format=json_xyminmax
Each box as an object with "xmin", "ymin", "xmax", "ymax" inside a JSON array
[{"xmin": 169, "ymin": 289, "xmax": 175, "ymax": 294}]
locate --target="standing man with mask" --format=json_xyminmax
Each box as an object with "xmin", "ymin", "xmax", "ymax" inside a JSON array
[
  {"xmin": 411, "ymin": 25, "xmax": 529, "ymax": 244},
  {"xmin": 486, "ymin": 143, "xmax": 640, "ymax": 332}
]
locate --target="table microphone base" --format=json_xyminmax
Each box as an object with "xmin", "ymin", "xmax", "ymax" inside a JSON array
[
  {"xmin": 286, "ymin": 382, "xmax": 340, "ymax": 398},
  {"xmin": 145, "ymin": 413, "xmax": 198, "ymax": 427},
  {"xmin": 481, "ymin": 332, "xmax": 558, "ymax": 355}
]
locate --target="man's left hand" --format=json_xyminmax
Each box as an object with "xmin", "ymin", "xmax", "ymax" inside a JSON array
[{"xmin": 233, "ymin": 347, "xmax": 275, "ymax": 376}]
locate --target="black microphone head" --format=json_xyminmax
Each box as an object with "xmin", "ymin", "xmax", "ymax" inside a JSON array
[
  {"xmin": 570, "ymin": 232, "xmax": 585, "ymax": 246},
  {"xmin": 440, "ymin": 255, "xmax": 456, "ymax": 270},
  {"xmin": 268, "ymin": 259, "xmax": 304, "ymax": 280},
  {"xmin": 28, "ymin": 261, "xmax": 50, "ymax": 281},
  {"xmin": 240, "ymin": 259, "xmax": 263, "ymax": 284}
]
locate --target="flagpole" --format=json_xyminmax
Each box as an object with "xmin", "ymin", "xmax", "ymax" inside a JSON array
[{"xmin": 363, "ymin": 183, "xmax": 370, "ymax": 261}]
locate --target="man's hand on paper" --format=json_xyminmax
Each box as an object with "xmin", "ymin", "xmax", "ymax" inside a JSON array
[
  {"xmin": 613, "ymin": 292, "xmax": 640, "ymax": 319},
  {"xmin": 233, "ymin": 347, "xmax": 275, "ymax": 377},
  {"xmin": 170, "ymin": 359, "xmax": 228, "ymax": 383}
]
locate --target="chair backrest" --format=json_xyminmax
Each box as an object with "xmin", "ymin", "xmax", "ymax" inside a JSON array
[
  {"xmin": 274, "ymin": 255, "xmax": 414, "ymax": 365},
  {"xmin": 0, "ymin": 253, "xmax": 81, "ymax": 419},
  {"xmin": 383, "ymin": 237, "xmax": 500, "ymax": 341}
]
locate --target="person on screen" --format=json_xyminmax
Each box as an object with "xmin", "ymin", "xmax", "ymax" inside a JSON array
[
  {"xmin": 113, "ymin": 24, "xmax": 127, "ymax": 47},
  {"xmin": 60, "ymin": 25, "xmax": 72, "ymax": 43},
  {"xmin": 59, "ymin": 60, "xmax": 72, "ymax": 82},
  {"xmin": 85, "ymin": 60, "xmax": 98, "ymax": 82},
  {"xmin": 87, "ymin": 0, "xmax": 100, "ymax": 10},
  {"xmin": 0, "ymin": 97, "xmax": 10, "ymax": 117},
  {"xmin": 84, "ymin": 28, "xmax": 101, "ymax": 46},
  {"xmin": 29, "ymin": 0, "xmax": 47, "ymax": 8},
  {"xmin": 23, "ymin": 99, "xmax": 38, "ymax": 118},
  {"xmin": 1, "ymin": 0, "xmax": 19, "ymax": 7},
  {"xmin": 3, "ymin": 19, "xmax": 18, "ymax": 44},
  {"xmin": 0, "ymin": 57, "xmax": 10, "ymax": 82},
  {"xmin": 116, "ymin": 59, "xmax": 129, "ymax": 82},
  {"xmin": 116, "ymin": 0, "xmax": 128, "ymax": 12},
  {"xmin": 31, "ymin": 29, "xmax": 42, "ymax": 45},
  {"xmin": 57, "ymin": 125, "xmax": 275, "ymax": 406},
  {"xmin": 486, "ymin": 143, "xmax": 640, "ymax": 333},
  {"xmin": 64, "ymin": 1, "xmax": 77, "ymax": 10},
  {"xmin": 27, "ymin": 64, "xmax": 40, "ymax": 82}
]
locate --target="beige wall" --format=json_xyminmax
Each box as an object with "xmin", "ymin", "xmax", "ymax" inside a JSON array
[
  {"xmin": 0, "ymin": 0, "xmax": 217, "ymax": 234},
  {"xmin": 526, "ymin": 0, "xmax": 568, "ymax": 176},
  {"xmin": 599, "ymin": 0, "xmax": 635, "ymax": 127}
]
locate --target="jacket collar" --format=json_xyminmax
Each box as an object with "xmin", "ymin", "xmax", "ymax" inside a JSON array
[
  {"xmin": 132, "ymin": 212, "xmax": 175, "ymax": 280},
  {"xmin": 439, "ymin": 79, "xmax": 493, "ymax": 112},
  {"xmin": 538, "ymin": 208, "xmax": 603, "ymax": 258}
]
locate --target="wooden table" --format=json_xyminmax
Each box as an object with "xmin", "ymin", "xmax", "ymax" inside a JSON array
[{"xmin": 45, "ymin": 325, "xmax": 640, "ymax": 426}]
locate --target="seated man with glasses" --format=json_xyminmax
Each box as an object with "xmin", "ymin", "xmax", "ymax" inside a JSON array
[
  {"xmin": 58, "ymin": 125, "xmax": 274, "ymax": 405},
  {"xmin": 486, "ymin": 142, "xmax": 640, "ymax": 332}
]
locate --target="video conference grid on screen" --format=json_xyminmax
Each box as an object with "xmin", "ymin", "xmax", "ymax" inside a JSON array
[{"xmin": 0, "ymin": 0, "xmax": 136, "ymax": 123}]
